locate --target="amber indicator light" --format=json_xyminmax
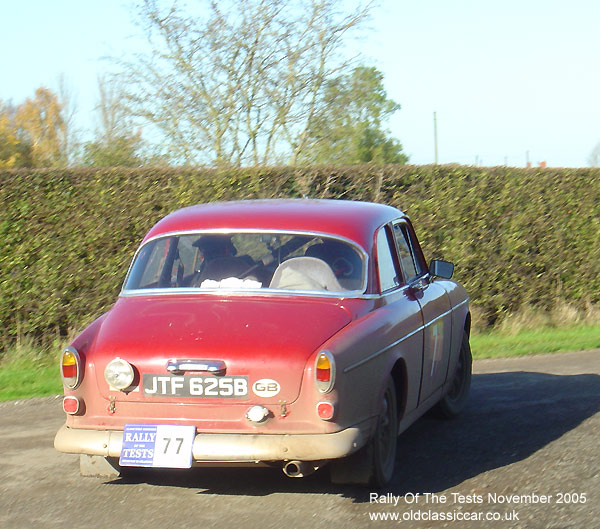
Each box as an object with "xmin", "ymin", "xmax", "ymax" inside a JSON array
[{"xmin": 316, "ymin": 353, "xmax": 331, "ymax": 382}]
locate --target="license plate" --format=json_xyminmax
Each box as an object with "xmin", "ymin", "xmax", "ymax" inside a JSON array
[
  {"xmin": 142, "ymin": 374, "xmax": 248, "ymax": 398},
  {"xmin": 120, "ymin": 424, "xmax": 196, "ymax": 468}
]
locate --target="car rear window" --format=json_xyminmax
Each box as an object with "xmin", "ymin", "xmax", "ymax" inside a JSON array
[{"xmin": 123, "ymin": 232, "xmax": 366, "ymax": 294}]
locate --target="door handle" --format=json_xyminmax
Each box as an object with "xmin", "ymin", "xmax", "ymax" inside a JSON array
[
  {"xmin": 409, "ymin": 276, "xmax": 430, "ymax": 294},
  {"xmin": 166, "ymin": 359, "xmax": 226, "ymax": 375}
]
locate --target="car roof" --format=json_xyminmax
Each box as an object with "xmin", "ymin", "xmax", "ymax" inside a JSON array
[{"xmin": 142, "ymin": 199, "xmax": 405, "ymax": 250}]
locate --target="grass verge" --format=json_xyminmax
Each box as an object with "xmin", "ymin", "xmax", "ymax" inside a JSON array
[
  {"xmin": 0, "ymin": 361, "xmax": 62, "ymax": 401},
  {"xmin": 1, "ymin": 324, "xmax": 599, "ymax": 402},
  {"xmin": 471, "ymin": 323, "xmax": 600, "ymax": 359},
  {"xmin": 0, "ymin": 337, "xmax": 63, "ymax": 401}
]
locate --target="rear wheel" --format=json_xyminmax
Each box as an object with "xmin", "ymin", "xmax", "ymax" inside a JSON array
[
  {"xmin": 370, "ymin": 376, "xmax": 399, "ymax": 486},
  {"xmin": 435, "ymin": 330, "xmax": 472, "ymax": 418},
  {"xmin": 330, "ymin": 376, "xmax": 398, "ymax": 487}
]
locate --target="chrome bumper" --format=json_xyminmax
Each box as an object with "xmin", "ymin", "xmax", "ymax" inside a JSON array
[{"xmin": 54, "ymin": 422, "xmax": 372, "ymax": 462}]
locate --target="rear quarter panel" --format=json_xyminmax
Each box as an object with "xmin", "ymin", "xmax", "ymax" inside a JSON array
[{"xmin": 320, "ymin": 294, "xmax": 424, "ymax": 433}]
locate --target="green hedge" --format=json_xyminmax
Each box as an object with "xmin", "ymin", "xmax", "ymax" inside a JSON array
[{"xmin": 1, "ymin": 165, "xmax": 599, "ymax": 345}]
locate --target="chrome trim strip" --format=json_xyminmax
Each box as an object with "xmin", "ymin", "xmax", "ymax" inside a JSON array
[
  {"xmin": 452, "ymin": 298, "xmax": 470, "ymax": 310},
  {"xmin": 121, "ymin": 228, "xmax": 369, "ymax": 296},
  {"xmin": 344, "ymin": 326, "xmax": 424, "ymax": 373},
  {"xmin": 343, "ymin": 298, "xmax": 469, "ymax": 373},
  {"xmin": 425, "ymin": 307, "xmax": 454, "ymax": 327},
  {"xmin": 119, "ymin": 287, "xmax": 365, "ymax": 300},
  {"xmin": 361, "ymin": 284, "xmax": 411, "ymax": 300}
]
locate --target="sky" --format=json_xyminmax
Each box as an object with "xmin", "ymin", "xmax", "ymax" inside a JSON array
[{"xmin": 2, "ymin": 0, "xmax": 599, "ymax": 167}]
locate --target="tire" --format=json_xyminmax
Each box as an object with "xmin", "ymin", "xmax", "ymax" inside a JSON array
[
  {"xmin": 330, "ymin": 376, "xmax": 398, "ymax": 487},
  {"xmin": 435, "ymin": 330, "xmax": 472, "ymax": 419},
  {"xmin": 369, "ymin": 376, "xmax": 399, "ymax": 486}
]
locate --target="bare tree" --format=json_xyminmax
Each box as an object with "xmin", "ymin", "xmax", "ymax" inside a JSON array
[
  {"xmin": 589, "ymin": 142, "xmax": 600, "ymax": 167},
  {"xmin": 81, "ymin": 76, "xmax": 147, "ymax": 167},
  {"xmin": 94, "ymin": 75, "xmax": 132, "ymax": 143},
  {"xmin": 57, "ymin": 74, "xmax": 80, "ymax": 165},
  {"xmin": 114, "ymin": 0, "xmax": 373, "ymax": 166}
]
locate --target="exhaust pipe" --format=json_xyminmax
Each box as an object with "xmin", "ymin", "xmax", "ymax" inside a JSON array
[{"xmin": 282, "ymin": 461, "xmax": 318, "ymax": 478}]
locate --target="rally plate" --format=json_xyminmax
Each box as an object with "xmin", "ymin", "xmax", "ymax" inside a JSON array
[{"xmin": 120, "ymin": 424, "xmax": 196, "ymax": 468}]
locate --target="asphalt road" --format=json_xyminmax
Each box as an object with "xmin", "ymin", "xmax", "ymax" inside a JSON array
[{"xmin": 1, "ymin": 350, "xmax": 598, "ymax": 529}]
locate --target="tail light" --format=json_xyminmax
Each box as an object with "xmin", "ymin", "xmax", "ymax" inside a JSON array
[
  {"xmin": 61, "ymin": 346, "xmax": 82, "ymax": 389},
  {"xmin": 63, "ymin": 396, "xmax": 81, "ymax": 414},
  {"xmin": 316, "ymin": 401, "xmax": 335, "ymax": 420},
  {"xmin": 315, "ymin": 351, "xmax": 335, "ymax": 393}
]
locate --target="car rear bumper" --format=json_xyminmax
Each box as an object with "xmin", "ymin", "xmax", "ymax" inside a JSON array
[{"xmin": 54, "ymin": 421, "xmax": 373, "ymax": 462}]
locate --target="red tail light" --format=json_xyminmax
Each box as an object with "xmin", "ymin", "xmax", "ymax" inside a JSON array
[
  {"xmin": 316, "ymin": 364, "xmax": 331, "ymax": 382},
  {"xmin": 63, "ymin": 396, "xmax": 81, "ymax": 414},
  {"xmin": 315, "ymin": 351, "xmax": 335, "ymax": 393},
  {"xmin": 62, "ymin": 363, "xmax": 77, "ymax": 379},
  {"xmin": 61, "ymin": 347, "xmax": 82, "ymax": 389},
  {"xmin": 317, "ymin": 401, "xmax": 335, "ymax": 420}
]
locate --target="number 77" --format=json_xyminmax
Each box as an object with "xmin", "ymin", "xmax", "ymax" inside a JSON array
[{"xmin": 163, "ymin": 437, "xmax": 185, "ymax": 454}]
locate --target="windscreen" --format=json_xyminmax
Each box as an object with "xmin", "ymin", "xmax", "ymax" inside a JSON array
[{"xmin": 124, "ymin": 232, "xmax": 366, "ymax": 294}]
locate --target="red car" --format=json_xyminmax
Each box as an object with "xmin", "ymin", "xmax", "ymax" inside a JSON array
[{"xmin": 55, "ymin": 199, "xmax": 471, "ymax": 487}]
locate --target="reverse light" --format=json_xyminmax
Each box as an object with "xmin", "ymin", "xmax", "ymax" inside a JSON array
[
  {"xmin": 246, "ymin": 405, "xmax": 270, "ymax": 424},
  {"xmin": 315, "ymin": 351, "xmax": 335, "ymax": 393},
  {"xmin": 61, "ymin": 346, "xmax": 82, "ymax": 389},
  {"xmin": 104, "ymin": 358, "xmax": 135, "ymax": 390}
]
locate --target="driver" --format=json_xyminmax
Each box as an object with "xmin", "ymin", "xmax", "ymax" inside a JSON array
[
  {"xmin": 190, "ymin": 235, "xmax": 257, "ymax": 285},
  {"xmin": 193, "ymin": 234, "xmax": 237, "ymax": 263}
]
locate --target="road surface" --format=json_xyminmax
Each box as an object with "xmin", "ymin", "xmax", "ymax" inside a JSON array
[{"xmin": 1, "ymin": 350, "xmax": 598, "ymax": 529}]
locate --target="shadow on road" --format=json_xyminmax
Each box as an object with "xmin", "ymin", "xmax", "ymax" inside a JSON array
[{"xmin": 106, "ymin": 371, "xmax": 600, "ymax": 502}]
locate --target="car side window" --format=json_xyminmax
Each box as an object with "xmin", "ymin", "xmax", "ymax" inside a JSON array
[
  {"xmin": 137, "ymin": 238, "xmax": 169, "ymax": 288},
  {"xmin": 393, "ymin": 223, "xmax": 418, "ymax": 283},
  {"xmin": 376, "ymin": 227, "xmax": 400, "ymax": 292}
]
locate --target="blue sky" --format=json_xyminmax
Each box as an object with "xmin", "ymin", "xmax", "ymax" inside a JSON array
[{"xmin": 2, "ymin": 0, "xmax": 599, "ymax": 167}]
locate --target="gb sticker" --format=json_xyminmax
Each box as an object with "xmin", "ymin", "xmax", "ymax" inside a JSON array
[{"xmin": 252, "ymin": 379, "xmax": 281, "ymax": 398}]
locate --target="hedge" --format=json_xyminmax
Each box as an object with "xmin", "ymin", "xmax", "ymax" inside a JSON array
[{"xmin": 1, "ymin": 164, "xmax": 599, "ymax": 345}]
